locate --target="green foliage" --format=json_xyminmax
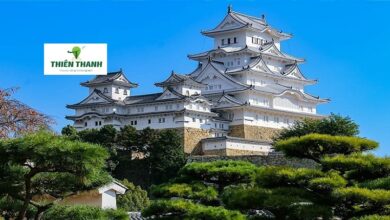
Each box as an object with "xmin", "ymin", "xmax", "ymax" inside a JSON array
[
  {"xmin": 150, "ymin": 182, "xmax": 218, "ymax": 204},
  {"xmin": 0, "ymin": 131, "xmax": 111, "ymax": 219},
  {"xmin": 275, "ymin": 134, "xmax": 378, "ymax": 162},
  {"xmin": 222, "ymin": 185, "xmax": 270, "ymax": 210},
  {"xmin": 322, "ymin": 154, "xmax": 390, "ymax": 181},
  {"xmin": 142, "ymin": 199, "xmax": 245, "ymax": 220},
  {"xmin": 352, "ymin": 215, "xmax": 390, "ymax": 220},
  {"xmin": 308, "ymin": 172, "xmax": 347, "ymax": 193},
  {"xmin": 222, "ymin": 185, "xmax": 332, "ymax": 219},
  {"xmin": 61, "ymin": 125, "xmax": 79, "ymax": 140},
  {"xmin": 149, "ymin": 129, "xmax": 186, "ymax": 184},
  {"xmin": 360, "ymin": 177, "xmax": 390, "ymax": 190},
  {"xmin": 179, "ymin": 160, "xmax": 257, "ymax": 190},
  {"xmin": 333, "ymin": 187, "xmax": 390, "ymax": 205},
  {"xmin": 0, "ymin": 195, "xmax": 37, "ymax": 219},
  {"xmin": 255, "ymin": 166, "xmax": 325, "ymax": 188},
  {"xmin": 41, "ymin": 205, "xmax": 128, "ymax": 220},
  {"xmin": 276, "ymin": 113, "xmax": 359, "ymax": 140},
  {"xmin": 333, "ymin": 187, "xmax": 390, "ymax": 217},
  {"xmin": 117, "ymin": 179, "xmax": 150, "ymax": 212},
  {"xmin": 63, "ymin": 126, "xmax": 187, "ymax": 187}
]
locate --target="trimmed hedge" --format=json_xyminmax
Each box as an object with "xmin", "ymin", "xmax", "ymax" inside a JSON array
[
  {"xmin": 150, "ymin": 182, "xmax": 218, "ymax": 204},
  {"xmin": 179, "ymin": 160, "xmax": 257, "ymax": 188},
  {"xmin": 308, "ymin": 172, "xmax": 347, "ymax": 193},
  {"xmin": 255, "ymin": 166, "xmax": 325, "ymax": 187},
  {"xmin": 274, "ymin": 134, "xmax": 378, "ymax": 161},
  {"xmin": 41, "ymin": 205, "xmax": 128, "ymax": 220},
  {"xmin": 221, "ymin": 185, "xmax": 332, "ymax": 219},
  {"xmin": 352, "ymin": 215, "xmax": 390, "ymax": 220},
  {"xmin": 142, "ymin": 199, "xmax": 245, "ymax": 220},
  {"xmin": 359, "ymin": 177, "xmax": 390, "ymax": 190},
  {"xmin": 322, "ymin": 154, "xmax": 390, "ymax": 181},
  {"xmin": 332, "ymin": 187, "xmax": 390, "ymax": 206}
]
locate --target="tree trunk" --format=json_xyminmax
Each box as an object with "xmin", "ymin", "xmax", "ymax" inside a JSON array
[
  {"xmin": 16, "ymin": 174, "xmax": 32, "ymax": 220},
  {"xmin": 34, "ymin": 207, "xmax": 47, "ymax": 220}
]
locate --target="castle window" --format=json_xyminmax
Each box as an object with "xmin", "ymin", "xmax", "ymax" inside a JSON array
[
  {"xmin": 228, "ymin": 38, "xmax": 231, "ymax": 44},
  {"xmin": 158, "ymin": 118, "xmax": 165, "ymax": 123},
  {"xmin": 192, "ymin": 118, "xmax": 196, "ymax": 122},
  {"xmin": 274, "ymin": 117, "xmax": 279, "ymax": 123},
  {"xmin": 137, "ymin": 107, "xmax": 144, "ymax": 113},
  {"xmin": 264, "ymin": 115, "xmax": 269, "ymax": 122},
  {"xmin": 234, "ymin": 37, "xmax": 237, "ymax": 43},
  {"xmin": 115, "ymin": 87, "xmax": 119, "ymax": 94},
  {"xmin": 99, "ymin": 121, "xmax": 102, "ymax": 126},
  {"xmin": 186, "ymin": 90, "xmax": 190, "ymax": 96},
  {"xmin": 103, "ymin": 88, "xmax": 108, "ymax": 93},
  {"xmin": 84, "ymin": 122, "xmax": 87, "ymax": 127},
  {"xmin": 148, "ymin": 119, "xmax": 151, "ymax": 124},
  {"xmin": 200, "ymin": 119, "xmax": 203, "ymax": 123},
  {"xmin": 124, "ymin": 89, "xmax": 128, "ymax": 95},
  {"xmin": 95, "ymin": 121, "xmax": 98, "ymax": 126},
  {"xmin": 221, "ymin": 39, "xmax": 225, "ymax": 45}
]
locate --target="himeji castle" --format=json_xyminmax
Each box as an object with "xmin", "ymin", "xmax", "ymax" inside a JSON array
[{"xmin": 66, "ymin": 6, "xmax": 329, "ymax": 156}]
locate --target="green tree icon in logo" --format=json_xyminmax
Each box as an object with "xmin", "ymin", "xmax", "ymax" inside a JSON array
[{"xmin": 68, "ymin": 46, "xmax": 81, "ymax": 59}]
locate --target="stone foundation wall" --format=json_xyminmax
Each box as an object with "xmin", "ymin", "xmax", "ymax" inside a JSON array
[
  {"xmin": 160, "ymin": 128, "xmax": 211, "ymax": 155},
  {"xmin": 187, "ymin": 152, "xmax": 318, "ymax": 169},
  {"xmin": 183, "ymin": 128, "xmax": 212, "ymax": 155},
  {"xmin": 229, "ymin": 124, "xmax": 280, "ymax": 141}
]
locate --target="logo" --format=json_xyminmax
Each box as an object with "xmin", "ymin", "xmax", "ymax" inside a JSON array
[
  {"xmin": 44, "ymin": 43, "xmax": 107, "ymax": 75},
  {"xmin": 68, "ymin": 46, "xmax": 81, "ymax": 59}
]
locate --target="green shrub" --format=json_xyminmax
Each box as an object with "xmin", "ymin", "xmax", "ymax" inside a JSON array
[
  {"xmin": 42, "ymin": 205, "xmax": 128, "ymax": 220},
  {"xmin": 322, "ymin": 154, "xmax": 390, "ymax": 181},
  {"xmin": 222, "ymin": 185, "xmax": 331, "ymax": 219},
  {"xmin": 255, "ymin": 166, "xmax": 324, "ymax": 187},
  {"xmin": 275, "ymin": 134, "xmax": 378, "ymax": 162},
  {"xmin": 142, "ymin": 199, "xmax": 245, "ymax": 220},
  {"xmin": 352, "ymin": 215, "xmax": 390, "ymax": 220},
  {"xmin": 308, "ymin": 172, "xmax": 347, "ymax": 193},
  {"xmin": 333, "ymin": 187, "xmax": 390, "ymax": 204},
  {"xmin": 179, "ymin": 160, "xmax": 257, "ymax": 190},
  {"xmin": 117, "ymin": 179, "xmax": 150, "ymax": 211},
  {"xmin": 150, "ymin": 182, "xmax": 218, "ymax": 204},
  {"xmin": 222, "ymin": 185, "xmax": 270, "ymax": 210},
  {"xmin": 359, "ymin": 177, "xmax": 390, "ymax": 190}
]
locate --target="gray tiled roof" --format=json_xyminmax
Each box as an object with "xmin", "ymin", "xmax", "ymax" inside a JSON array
[
  {"xmin": 202, "ymin": 9, "xmax": 292, "ymax": 39},
  {"xmin": 81, "ymin": 69, "xmax": 138, "ymax": 88},
  {"xmin": 124, "ymin": 93, "xmax": 163, "ymax": 105}
]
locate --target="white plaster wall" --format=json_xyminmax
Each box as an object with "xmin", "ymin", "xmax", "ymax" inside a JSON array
[
  {"xmin": 241, "ymin": 109, "xmax": 298, "ymax": 129},
  {"xmin": 101, "ymin": 190, "xmax": 117, "ymax": 209},
  {"xmin": 226, "ymin": 140, "xmax": 272, "ymax": 152},
  {"xmin": 203, "ymin": 140, "xmax": 227, "ymax": 150},
  {"xmin": 245, "ymin": 31, "xmax": 274, "ymax": 49},
  {"xmin": 214, "ymin": 32, "xmax": 247, "ymax": 48}
]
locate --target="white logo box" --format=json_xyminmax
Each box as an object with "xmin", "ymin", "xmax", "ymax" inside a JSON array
[{"xmin": 44, "ymin": 43, "xmax": 107, "ymax": 75}]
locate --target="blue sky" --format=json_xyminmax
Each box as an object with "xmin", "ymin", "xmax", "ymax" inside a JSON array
[{"xmin": 0, "ymin": 0, "xmax": 389, "ymax": 156}]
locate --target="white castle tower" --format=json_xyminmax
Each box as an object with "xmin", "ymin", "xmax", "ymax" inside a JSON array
[{"xmin": 66, "ymin": 6, "xmax": 328, "ymax": 156}]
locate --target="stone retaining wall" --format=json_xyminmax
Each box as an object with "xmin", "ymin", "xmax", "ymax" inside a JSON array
[
  {"xmin": 229, "ymin": 124, "xmax": 281, "ymax": 142},
  {"xmin": 163, "ymin": 128, "xmax": 211, "ymax": 155},
  {"xmin": 187, "ymin": 152, "xmax": 318, "ymax": 168}
]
